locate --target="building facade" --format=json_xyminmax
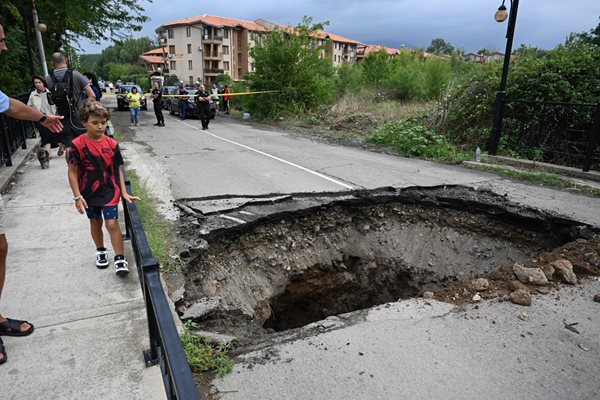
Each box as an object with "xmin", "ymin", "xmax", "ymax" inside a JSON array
[{"xmin": 155, "ymin": 14, "xmax": 266, "ymax": 85}]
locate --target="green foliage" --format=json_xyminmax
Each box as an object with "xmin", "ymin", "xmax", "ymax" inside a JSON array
[
  {"xmin": 427, "ymin": 38, "xmax": 455, "ymax": 55},
  {"xmin": 216, "ymin": 74, "xmax": 232, "ymax": 86},
  {"xmin": 368, "ymin": 119, "xmax": 459, "ymax": 160},
  {"xmin": 362, "ymin": 49, "xmax": 389, "ymax": 85},
  {"xmin": 96, "ymin": 37, "xmax": 156, "ymax": 78},
  {"xmin": 79, "ymin": 54, "xmax": 101, "ymax": 75},
  {"xmin": 127, "ymin": 171, "xmax": 176, "ymax": 272},
  {"xmin": 0, "ymin": 10, "xmax": 33, "ymax": 93},
  {"xmin": 106, "ymin": 63, "xmax": 148, "ymax": 88},
  {"xmin": 181, "ymin": 321, "xmax": 234, "ymax": 376},
  {"xmin": 247, "ymin": 17, "xmax": 336, "ymax": 118}
]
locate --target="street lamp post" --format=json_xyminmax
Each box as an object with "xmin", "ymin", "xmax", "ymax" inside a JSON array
[
  {"xmin": 32, "ymin": 1, "xmax": 48, "ymax": 76},
  {"xmin": 488, "ymin": 0, "xmax": 520, "ymax": 155}
]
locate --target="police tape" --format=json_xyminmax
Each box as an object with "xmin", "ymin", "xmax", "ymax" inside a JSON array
[{"xmin": 104, "ymin": 90, "xmax": 279, "ymax": 98}]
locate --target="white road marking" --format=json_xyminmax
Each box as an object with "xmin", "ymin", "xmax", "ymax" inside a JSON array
[
  {"xmin": 175, "ymin": 119, "xmax": 355, "ymax": 189},
  {"xmin": 239, "ymin": 211, "xmax": 254, "ymax": 215},
  {"xmin": 220, "ymin": 215, "xmax": 247, "ymax": 224}
]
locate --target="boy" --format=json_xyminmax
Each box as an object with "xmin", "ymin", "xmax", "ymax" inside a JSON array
[{"xmin": 67, "ymin": 100, "xmax": 140, "ymax": 276}]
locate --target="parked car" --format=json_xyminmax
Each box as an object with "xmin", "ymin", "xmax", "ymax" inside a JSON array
[
  {"xmin": 161, "ymin": 86, "xmax": 178, "ymax": 110},
  {"xmin": 98, "ymin": 79, "xmax": 105, "ymax": 92},
  {"xmin": 116, "ymin": 84, "xmax": 147, "ymax": 111},
  {"xmin": 169, "ymin": 89, "xmax": 216, "ymax": 119}
]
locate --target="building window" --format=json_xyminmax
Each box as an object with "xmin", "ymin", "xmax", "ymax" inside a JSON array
[
  {"xmin": 187, "ymin": 44, "xmax": 192, "ymax": 54},
  {"xmin": 168, "ymin": 45, "xmax": 175, "ymax": 54},
  {"xmin": 170, "ymin": 60, "xmax": 176, "ymax": 70},
  {"xmin": 224, "ymin": 61, "xmax": 229, "ymax": 70},
  {"xmin": 223, "ymin": 29, "xmax": 229, "ymax": 39},
  {"xmin": 189, "ymin": 76, "xmax": 194, "ymax": 84},
  {"xmin": 186, "ymin": 27, "xmax": 191, "ymax": 37},
  {"xmin": 167, "ymin": 28, "xmax": 174, "ymax": 39},
  {"xmin": 204, "ymin": 27, "xmax": 210, "ymax": 38},
  {"xmin": 223, "ymin": 45, "xmax": 229, "ymax": 55},
  {"xmin": 188, "ymin": 60, "xmax": 193, "ymax": 70}
]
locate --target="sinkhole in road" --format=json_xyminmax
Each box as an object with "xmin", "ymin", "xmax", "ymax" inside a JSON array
[{"xmin": 179, "ymin": 186, "xmax": 592, "ymax": 336}]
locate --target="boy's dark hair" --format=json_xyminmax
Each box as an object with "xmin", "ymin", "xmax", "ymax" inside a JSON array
[
  {"xmin": 0, "ymin": 15, "xmax": 6, "ymax": 30},
  {"xmin": 79, "ymin": 99, "xmax": 111, "ymax": 122}
]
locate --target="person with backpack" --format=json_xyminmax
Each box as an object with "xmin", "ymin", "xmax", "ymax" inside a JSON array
[{"xmin": 45, "ymin": 52, "xmax": 96, "ymax": 147}]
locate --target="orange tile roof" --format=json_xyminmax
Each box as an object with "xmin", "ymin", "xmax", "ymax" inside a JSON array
[
  {"xmin": 143, "ymin": 48, "xmax": 167, "ymax": 56},
  {"xmin": 162, "ymin": 14, "xmax": 266, "ymax": 31},
  {"xmin": 139, "ymin": 55, "xmax": 165, "ymax": 64},
  {"xmin": 318, "ymin": 31, "xmax": 360, "ymax": 45},
  {"xmin": 360, "ymin": 45, "xmax": 400, "ymax": 56}
]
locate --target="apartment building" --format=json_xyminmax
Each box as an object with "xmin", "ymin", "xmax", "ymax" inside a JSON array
[
  {"xmin": 254, "ymin": 18, "xmax": 360, "ymax": 66},
  {"xmin": 356, "ymin": 44, "xmax": 401, "ymax": 61},
  {"xmin": 155, "ymin": 14, "xmax": 266, "ymax": 85},
  {"xmin": 139, "ymin": 47, "xmax": 168, "ymax": 74}
]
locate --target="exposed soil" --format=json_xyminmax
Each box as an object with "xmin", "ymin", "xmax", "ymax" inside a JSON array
[{"xmin": 173, "ymin": 186, "xmax": 599, "ymax": 350}]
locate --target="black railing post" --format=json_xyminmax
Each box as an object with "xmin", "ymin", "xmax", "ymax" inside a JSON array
[
  {"xmin": 489, "ymin": 0, "xmax": 520, "ymax": 155},
  {"xmin": 583, "ymin": 103, "xmax": 600, "ymax": 172}
]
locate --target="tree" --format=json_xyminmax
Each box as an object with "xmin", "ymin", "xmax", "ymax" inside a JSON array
[
  {"xmin": 20, "ymin": 0, "xmax": 151, "ymax": 52},
  {"xmin": 96, "ymin": 37, "xmax": 156, "ymax": 78},
  {"xmin": 362, "ymin": 49, "xmax": 389, "ymax": 85},
  {"xmin": 572, "ymin": 16, "xmax": 600, "ymax": 46},
  {"xmin": 427, "ymin": 38, "xmax": 455, "ymax": 55},
  {"xmin": 247, "ymin": 16, "xmax": 336, "ymax": 118}
]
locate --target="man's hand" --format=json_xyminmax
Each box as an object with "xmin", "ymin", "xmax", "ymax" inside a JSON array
[{"xmin": 43, "ymin": 114, "xmax": 64, "ymax": 133}]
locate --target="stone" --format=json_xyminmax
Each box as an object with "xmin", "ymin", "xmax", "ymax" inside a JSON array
[
  {"xmin": 509, "ymin": 280, "xmax": 528, "ymax": 292},
  {"xmin": 472, "ymin": 278, "xmax": 490, "ymax": 292},
  {"xmin": 518, "ymin": 313, "xmax": 529, "ymax": 321},
  {"xmin": 192, "ymin": 330, "xmax": 237, "ymax": 347},
  {"xmin": 593, "ymin": 294, "xmax": 600, "ymax": 303},
  {"xmin": 512, "ymin": 264, "xmax": 548, "ymax": 286},
  {"xmin": 584, "ymin": 252, "xmax": 600, "ymax": 267},
  {"xmin": 551, "ymin": 260, "xmax": 577, "ymax": 285},
  {"xmin": 472, "ymin": 293, "xmax": 482, "ymax": 302},
  {"xmin": 423, "ymin": 291, "xmax": 434, "ymax": 300},
  {"xmin": 540, "ymin": 263, "xmax": 555, "ymax": 281},
  {"xmin": 510, "ymin": 289, "xmax": 532, "ymax": 306},
  {"xmin": 181, "ymin": 297, "xmax": 221, "ymax": 321}
]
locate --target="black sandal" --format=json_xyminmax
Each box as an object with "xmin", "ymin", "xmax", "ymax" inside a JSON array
[
  {"xmin": 0, "ymin": 318, "xmax": 35, "ymax": 337},
  {"xmin": 0, "ymin": 337, "xmax": 6, "ymax": 365}
]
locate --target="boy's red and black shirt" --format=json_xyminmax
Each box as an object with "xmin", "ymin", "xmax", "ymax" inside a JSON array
[{"xmin": 67, "ymin": 135, "xmax": 124, "ymax": 207}]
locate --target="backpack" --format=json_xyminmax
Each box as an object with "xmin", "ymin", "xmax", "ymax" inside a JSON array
[{"xmin": 49, "ymin": 69, "xmax": 74, "ymax": 116}]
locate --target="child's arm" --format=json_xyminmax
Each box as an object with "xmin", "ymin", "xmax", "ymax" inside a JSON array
[
  {"xmin": 67, "ymin": 164, "xmax": 87, "ymax": 214},
  {"xmin": 119, "ymin": 167, "xmax": 140, "ymax": 203}
]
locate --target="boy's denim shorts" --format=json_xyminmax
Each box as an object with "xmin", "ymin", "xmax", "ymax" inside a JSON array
[{"xmin": 85, "ymin": 205, "xmax": 119, "ymax": 220}]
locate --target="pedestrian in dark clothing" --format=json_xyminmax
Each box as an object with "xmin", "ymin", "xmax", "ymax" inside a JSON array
[
  {"xmin": 178, "ymin": 85, "xmax": 189, "ymax": 120},
  {"xmin": 195, "ymin": 84, "xmax": 211, "ymax": 130},
  {"xmin": 151, "ymin": 82, "xmax": 164, "ymax": 127},
  {"xmin": 83, "ymin": 72, "xmax": 102, "ymax": 101}
]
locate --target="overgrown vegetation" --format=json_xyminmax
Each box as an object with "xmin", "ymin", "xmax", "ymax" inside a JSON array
[
  {"xmin": 181, "ymin": 321, "xmax": 234, "ymax": 376},
  {"xmin": 127, "ymin": 170, "xmax": 176, "ymax": 272}
]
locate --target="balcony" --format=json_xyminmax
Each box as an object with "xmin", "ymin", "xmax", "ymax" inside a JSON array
[
  {"xmin": 203, "ymin": 35, "xmax": 223, "ymax": 43},
  {"xmin": 204, "ymin": 68, "xmax": 225, "ymax": 75},
  {"xmin": 203, "ymin": 51, "xmax": 222, "ymax": 59}
]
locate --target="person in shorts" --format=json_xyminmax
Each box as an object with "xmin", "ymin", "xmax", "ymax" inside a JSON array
[{"xmin": 67, "ymin": 99, "xmax": 140, "ymax": 276}]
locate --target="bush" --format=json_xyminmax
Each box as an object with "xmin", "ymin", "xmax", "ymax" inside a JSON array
[{"xmin": 367, "ymin": 119, "xmax": 459, "ymax": 160}]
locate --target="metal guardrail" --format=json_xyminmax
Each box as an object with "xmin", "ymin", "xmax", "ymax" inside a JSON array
[
  {"xmin": 492, "ymin": 99, "xmax": 600, "ymax": 172},
  {"xmin": 0, "ymin": 92, "xmax": 36, "ymax": 168},
  {"xmin": 121, "ymin": 171, "xmax": 200, "ymax": 400}
]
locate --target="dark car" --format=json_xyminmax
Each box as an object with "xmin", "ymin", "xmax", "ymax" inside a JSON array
[
  {"xmin": 169, "ymin": 89, "xmax": 216, "ymax": 119},
  {"xmin": 116, "ymin": 84, "xmax": 147, "ymax": 111},
  {"xmin": 161, "ymin": 86, "xmax": 178, "ymax": 110}
]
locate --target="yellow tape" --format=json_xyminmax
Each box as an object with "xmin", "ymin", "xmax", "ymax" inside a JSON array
[{"xmin": 104, "ymin": 90, "xmax": 278, "ymax": 98}]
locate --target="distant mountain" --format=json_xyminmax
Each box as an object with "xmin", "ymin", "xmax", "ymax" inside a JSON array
[{"xmin": 362, "ymin": 38, "xmax": 421, "ymax": 50}]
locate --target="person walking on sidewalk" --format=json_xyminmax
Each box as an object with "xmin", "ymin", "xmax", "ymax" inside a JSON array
[
  {"xmin": 67, "ymin": 100, "xmax": 140, "ymax": 277},
  {"xmin": 196, "ymin": 84, "xmax": 211, "ymax": 130},
  {"xmin": 126, "ymin": 86, "xmax": 142, "ymax": 126},
  {"xmin": 151, "ymin": 82, "xmax": 164, "ymax": 127},
  {"xmin": 0, "ymin": 15, "xmax": 64, "ymax": 366},
  {"xmin": 223, "ymin": 85, "xmax": 231, "ymax": 114},
  {"xmin": 27, "ymin": 75, "xmax": 65, "ymax": 166}
]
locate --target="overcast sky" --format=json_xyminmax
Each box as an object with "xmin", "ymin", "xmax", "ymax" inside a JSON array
[{"xmin": 82, "ymin": 0, "xmax": 600, "ymax": 53}]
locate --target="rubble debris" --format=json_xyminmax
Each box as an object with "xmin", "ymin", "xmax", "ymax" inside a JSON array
[
  {"xmin": 510, "ymin": 289, "xmax": 532, "ymax": 306},
  {"xmin": 512, "ymin": 264, "xmax": 549, "ymax": 286}
]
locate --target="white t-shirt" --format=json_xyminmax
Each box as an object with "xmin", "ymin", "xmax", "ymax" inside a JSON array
[{"xmin": 0, "ymin": 89, "xmax": 9, "ymax": 113}]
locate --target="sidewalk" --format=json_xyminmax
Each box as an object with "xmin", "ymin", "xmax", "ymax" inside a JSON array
[{"xmin": 0, "ymin": 141, "xmax": 165, "ymax": 399}]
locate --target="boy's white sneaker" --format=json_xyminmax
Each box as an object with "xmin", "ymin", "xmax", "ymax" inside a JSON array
[
  {"xmin": 115, "ymin": 259, "xmax": 129, "ymax": 276},
  {"xmin": 95, "ymin": 249, "xmax": 109, "ymax": 269}
]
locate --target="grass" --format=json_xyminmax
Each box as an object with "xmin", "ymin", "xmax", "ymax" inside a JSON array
[
  {"xmin": 466, "ymin": 164, "xmax": 600, "ymax": 198},
  {"xmin": 126, "ymin": 170, "xmax": 177, "ymax": 272},
  {"xmin": 180, "ymin": 321, "xmax": 235, "ymax": 376}
]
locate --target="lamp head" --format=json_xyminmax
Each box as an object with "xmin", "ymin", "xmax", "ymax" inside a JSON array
[
  {"xmin": 36, "ymin": 20, "xmax": 48, "ymax": 33},
  {"xmin": 495, "ymin": 4, "xmax": 508, "ymax": 22}
]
